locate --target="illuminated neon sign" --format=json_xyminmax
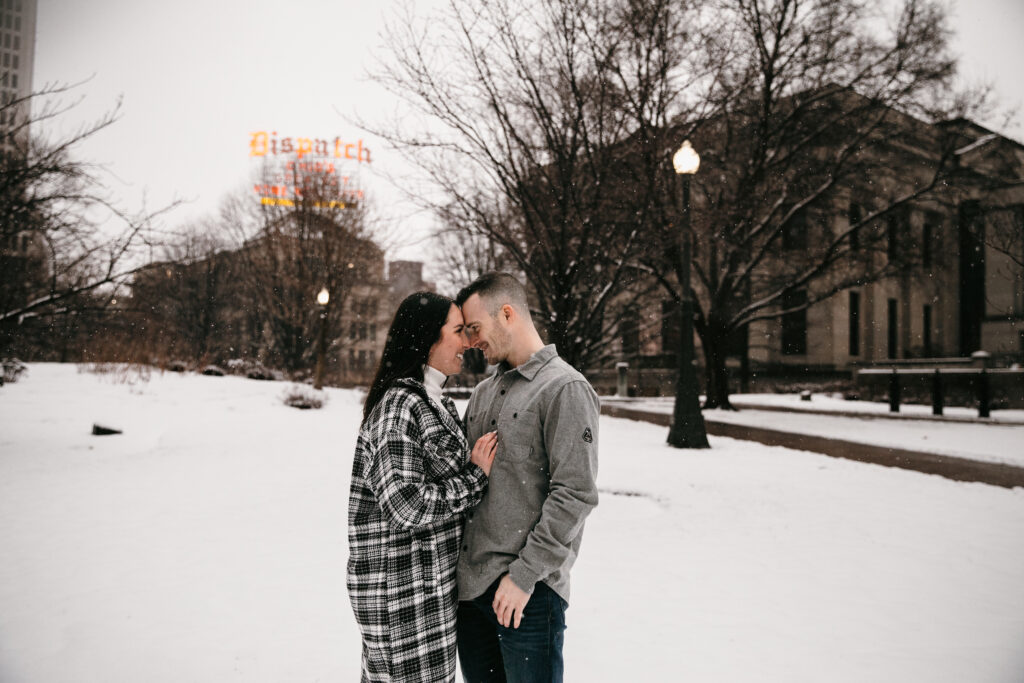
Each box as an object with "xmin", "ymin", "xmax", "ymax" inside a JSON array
[
  {"xmin": 249, "ymin": 131, "xmax": 372, "ymax": 163},
  {"xmin": 249, "ymin": 131, "xmax": 368, "ymax": 208}
]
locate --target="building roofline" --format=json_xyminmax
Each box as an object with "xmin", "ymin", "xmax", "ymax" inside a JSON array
[{"xmin": 938, "ymin": 117, "xmax": 1024, "ymax": 151}]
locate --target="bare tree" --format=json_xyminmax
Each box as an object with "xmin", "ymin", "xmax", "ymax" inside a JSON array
[
  {"xmin": 126, "ymin": 225, "xmax": 236, "ymax": 363},
  {"xmin": 369, "ymin": 0, "xmax": 672, "ymax": 369},
  {"xmin": 1, "ymin": 81, "xmax": 179, "ymax": 355},
  {"xmin": 633, "ymin": 0, "xmax": 987, "ymax": 408},
  {"xmin": 220, "ymin": 160, "xmax": 382, "ymax": 374},
  {"xmin": 430, "ymin": 208, "xmax": 518, "ymax": 295},
  {"xmin": 370, "ymin": 0, "xmax": 992, "ymax": 397}
]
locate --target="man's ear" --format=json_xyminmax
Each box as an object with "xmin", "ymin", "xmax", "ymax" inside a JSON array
[{"xmin": 500, "ymin": 303, "xmax": 515, "ymax": 323}]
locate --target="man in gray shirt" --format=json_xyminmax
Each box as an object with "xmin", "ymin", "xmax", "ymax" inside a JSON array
[{"xmin": 454, "ymin": 272, "xmax": 599, "ymax": 683}]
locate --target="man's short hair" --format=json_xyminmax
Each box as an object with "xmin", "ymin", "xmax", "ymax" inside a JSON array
[{"xmin": 455, "ymin": 272, "xmax": 529, "ymax": 314}]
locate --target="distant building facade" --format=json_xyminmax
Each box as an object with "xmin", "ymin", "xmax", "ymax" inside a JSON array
[
  {"xmin": 0, "ymin": 0, "xmax": 35, "ymax": 156},
  {"xmin": 0, "ymin": 0, "xmax": 45, "ymax": 329},
  {"xmin": 339, "ymin": 258, "xmax": 436, "ymax": 383},
  {"xmin": 129, "ymin": 230, "xmax": 434, "ymax": 386},
  {"xmin": 738, "ymin": 120, "xmax": 1024, "ymax": 373},
  {"xmin": 610, "ymin": 111, "xmax": 1024, "ymax": 394}
]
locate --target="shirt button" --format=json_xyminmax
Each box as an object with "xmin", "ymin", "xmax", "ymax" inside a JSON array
[
  {"xmin": 513, "ymin": 412, "xmax": 518, "ymax": 418},
  {"xmin": 490, "ymin": 419, "xmax": 496, "ymax": 426},
  {"xmin": 500, "ymin": 390, "xmax": 506, "ymax": 395}
]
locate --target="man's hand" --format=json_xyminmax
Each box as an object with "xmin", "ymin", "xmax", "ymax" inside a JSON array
[{"xmin": 492, "ymin": 574, "xmax": 531, "ymax": 629}]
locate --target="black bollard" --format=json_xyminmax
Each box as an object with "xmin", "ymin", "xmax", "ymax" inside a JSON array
[
  {"xmin": 931, "ymin": 369, "xmax": 943, "ymax": 416},
  {"xmin": 978, "ymin": 369, "xmax": 990, "ymax": 418},
  {"xmin": 889, "ymin": 369, "xmax": 900, "ymax": 413}
]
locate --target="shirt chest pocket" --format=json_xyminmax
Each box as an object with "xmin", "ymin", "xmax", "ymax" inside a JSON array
[{"xmin": 497, "ymin": 410, "xmax": 540, "ymax": 463}]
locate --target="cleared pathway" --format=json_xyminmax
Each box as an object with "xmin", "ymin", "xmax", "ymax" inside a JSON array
[{"xmin": 600, "ymin": 398, "xmax": 1024, "ymax": 489}]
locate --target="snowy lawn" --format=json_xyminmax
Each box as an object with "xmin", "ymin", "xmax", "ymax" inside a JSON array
[{"xmin": 1, "ymin": 364, "xmax": 1023, "ymax": 682}]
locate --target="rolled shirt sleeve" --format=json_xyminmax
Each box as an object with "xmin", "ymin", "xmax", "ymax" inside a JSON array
[{"xmin": 507, "ymin": 380, "xmax": 599, "ymax": 593}]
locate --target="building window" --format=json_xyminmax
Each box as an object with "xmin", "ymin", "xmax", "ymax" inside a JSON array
[
  {"xmin": 781, "ymin": 290, "xmax": 808, "ymax": 356},
  {"xmin": 923, "ymin": 305, "xmax": 933, "ymax": 357},
  {"xmin": 1018, "ymin": 208, "xmax": 1024, "ymax": 316},
  {"xmin": 887, "ymin": 298, "xmax": 898, "ymax": 359},
  {"xmin": 619, "ymin": 309, "xmax": 640, "ymax": 357},
  {"xmin": 848, "ymin": 291, "xmax": 860, "ymax": 356},
  {"xmin": 782, "ymin": 207, "xmax": 808, "ymax": 250},
  {"xmin": 848, "ymin": 202, "xmax": 862, "ymax": 251},
  {"xmin": 922, "ymin": 214, "xmax": 941, "ymax": 268},
  {"xmin": 661, "ymin": 300, "xmax": 680, "ymax": 355},
  {"xmin": 887, "ymin": 209, "xmax": 908, "ymax": 263}
]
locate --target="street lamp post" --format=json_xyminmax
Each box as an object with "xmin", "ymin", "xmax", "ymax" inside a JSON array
[
  {"xmin": 314, "ymin": 287, "xmax": 329, "ymax": 390},
  {"xmin": 667, "ymin": 140, "xmax": 710, "ymax": 448}
]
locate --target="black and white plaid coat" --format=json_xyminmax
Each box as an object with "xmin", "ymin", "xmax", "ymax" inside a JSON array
[{"xmin": 347, "ymin": 378, "xmax": 488, "ymax": 682}]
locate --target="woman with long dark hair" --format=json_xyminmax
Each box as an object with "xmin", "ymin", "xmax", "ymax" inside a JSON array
[{"xmin": 347, "ymin": 291, "xmax": 497, "ymax": 682}]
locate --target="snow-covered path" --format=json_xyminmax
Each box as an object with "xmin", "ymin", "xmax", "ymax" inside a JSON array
[
  {"xmin": 1, "ymin": 364, "xmax": 1023, "ymax": 682},
  {"xmin": 606, "ymin": 396, "xmax": 1024, "ymax": 468}
]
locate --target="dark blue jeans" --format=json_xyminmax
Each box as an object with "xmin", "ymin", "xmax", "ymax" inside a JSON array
[{"xmin": 457, "ymin": 578, "xmax": 567, "ymax": 683}]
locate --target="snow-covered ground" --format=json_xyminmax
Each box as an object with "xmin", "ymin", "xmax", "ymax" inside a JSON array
[
  {"xmin": 606, "ymin": 396, "xmax": 1024, "ymax": 468},
  {"xmin": 2, "ymin": 364, "xmax": 1023, "ymax": 682}
]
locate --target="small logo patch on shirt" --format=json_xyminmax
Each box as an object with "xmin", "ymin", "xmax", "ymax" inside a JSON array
[{"xmin": 582, "ymin": 427, "xmax": 593, "ymax": 443}]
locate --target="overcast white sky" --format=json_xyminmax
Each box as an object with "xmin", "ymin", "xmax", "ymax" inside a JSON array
[{"xmin": 31, "ymin": 0, "xmax": 1024, "ymax": 270}]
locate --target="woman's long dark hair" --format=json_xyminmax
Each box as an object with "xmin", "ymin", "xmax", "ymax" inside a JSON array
[{"xmin": 362, "ymin": 290, "xmax": 454, "ymax": 423}]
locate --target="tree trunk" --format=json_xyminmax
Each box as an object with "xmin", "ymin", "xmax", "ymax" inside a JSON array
[{"xmin": 701, "ymin": 327, "xmax": 735, "ymax": 410}]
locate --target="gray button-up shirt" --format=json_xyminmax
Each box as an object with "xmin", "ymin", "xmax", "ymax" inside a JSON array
[{"xmin": 457, "ymin": 344, "xmax": 599, "ymax": 604}]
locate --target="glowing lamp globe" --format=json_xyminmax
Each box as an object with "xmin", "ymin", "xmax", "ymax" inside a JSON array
[{"xmin": 673, "ymin": 140, "xmax": 700, "ymax": 175}]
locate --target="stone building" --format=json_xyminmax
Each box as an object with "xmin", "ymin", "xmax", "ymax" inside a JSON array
[
  {"xmin": 339, "ymin": 259, "xmax": 435, "ymax": 383},
  {"xmin": 609, "ymin": 106, "xmax": 1023, "ymax": 395},
  {"xmin": 738, "ymin": 120, "xmax": 1024, "ymax": 374}
]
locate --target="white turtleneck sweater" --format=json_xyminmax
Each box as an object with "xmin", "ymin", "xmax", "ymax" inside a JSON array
[{"xmin": 422, "ymin": 364, "xmax": 447, "ymax": 411}]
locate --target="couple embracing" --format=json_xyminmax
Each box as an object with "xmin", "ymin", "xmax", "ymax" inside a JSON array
[{"xmin": 347, "ymin": 272, "xmax": 600, "ymax": 683}]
